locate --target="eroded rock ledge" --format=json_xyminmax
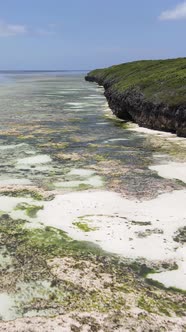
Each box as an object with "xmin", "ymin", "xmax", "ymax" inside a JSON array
[{"xmin": 85, "ymin": 59, "xmax": 186, "ymax": 137}]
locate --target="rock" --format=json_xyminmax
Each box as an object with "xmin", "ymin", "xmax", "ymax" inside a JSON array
[{"xmin": 85, "ymin": 59, "xmax": 186, "ymax": 137}]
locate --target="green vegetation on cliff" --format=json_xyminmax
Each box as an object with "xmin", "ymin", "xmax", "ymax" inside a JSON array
[{"xmin": 87, "ymin": 58, "xmax": 186, "ymax": 106}]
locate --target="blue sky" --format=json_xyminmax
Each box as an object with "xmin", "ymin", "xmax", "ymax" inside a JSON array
[{"xmin": 0, "ymin": 0, "xmax": 186, "ymax": 70}]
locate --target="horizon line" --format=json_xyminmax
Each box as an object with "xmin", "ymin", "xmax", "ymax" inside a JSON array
[{"xmin": 0, "ymin": 69, "xmax": 89, "ymax": 73}]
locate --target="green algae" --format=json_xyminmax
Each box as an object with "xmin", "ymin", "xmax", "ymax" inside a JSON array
[
  {"xmin": 5, "ymin": 219, "xmax": 103, "ymax": 259},
  {"xmin": 94, "ymin": 154, "xmax": 108, "ymax": 162},
  {"xmin": 0, "ymin": 189, "xmax": 45, "ymax": 201},
  {"xmin": 138, "ymin": 293, "xmax": 186, "ymax": 317},
  {"xmin": 15, "ymin": 202, "xmax": 44, "ymax": 218},
  {"xmin": 77, "ymin": 183, "xmax": 92, "ymax": 190},
  {"xmin": 0, "ymin": 214, "xmax": 26, "ymax": 235},
  {"xmin": 73, "ymin": 221, "xmax": 98, "ymax": 232},
  {"xmin": 0, "ymin": 213, "xmax": 185, "ymax": 318},
  {"xmin": 39, "ymin": 142, "xmax": 69, "ymax": 149},
  {"xmin": 138, "ymin": 295, "xmax": 171, "ymax": 316},
  {"xmin": 26, "ymin": 226, "xmax": 73, "ymax": 255},
  {"xmin": 128, "ymin": 261, "xmax": 155, "ymax": 277}
]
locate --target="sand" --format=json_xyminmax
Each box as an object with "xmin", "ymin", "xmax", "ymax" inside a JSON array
[
  {"xmin": 38, "ymin": 189, "xmax": 186, "ymax": 290},
  {"xmin": 17, "ymin": 155, "xmax": 52, "ymax": 165},
  {"xmin": 149, "ymin": 162, "xmax": 186, "ymax": 183}
]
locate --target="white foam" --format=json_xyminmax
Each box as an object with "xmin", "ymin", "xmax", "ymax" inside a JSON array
[
  {"xmin": 96, "ymin": 122, "xmax": 109, "ymax": 125},
  {"xmin": 149, "ymin": 162, "xmax": 186, "ymax": 183},
  {"xmin": 66, "ymin": 102, "xmax": 85, "ymax": 108},
  {"xmin": 104, "ymin": 138, "xmax": 128, "ymax": 143},
  {"xmin": 83, "ymin": 96, "xmax": 104, "ymax": 100}
]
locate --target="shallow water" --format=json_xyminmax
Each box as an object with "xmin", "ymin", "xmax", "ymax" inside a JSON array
[
  {"xmin": 0, "ymin": 72, "xmax": 186, "ymax": 320},
  {"xmin": 0, "ymin": 72, "xmax": 185, "ymax": 196}
]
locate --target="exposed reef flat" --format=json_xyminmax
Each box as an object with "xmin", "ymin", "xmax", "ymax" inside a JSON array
[
  {"xmin": 0, "ymin": 73, "xmax": 186, "ymax": 331},
  {"xmin": 0, "ymin": 200, "xmax": 186, "ymax": 331},
  {"xmin": 85, "ymin": 58, "xmax": 186, "ymax": 137}
]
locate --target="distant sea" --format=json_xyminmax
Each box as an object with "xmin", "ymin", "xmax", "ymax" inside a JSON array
[
  {"xmin": 0, "ymin": 70, "xmax": 88, "ymax": 76},
  {"xmin": 0, "ymin": 70, "xmax": 88, "ymax": 85}
]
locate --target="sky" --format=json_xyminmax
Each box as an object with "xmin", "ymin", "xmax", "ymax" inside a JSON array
[{"xmin": 0, "ymin": 0, "xmax": 186, "ymax": 70}]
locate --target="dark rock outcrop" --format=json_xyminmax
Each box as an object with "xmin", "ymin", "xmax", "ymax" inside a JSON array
[{"xmin": 85, "ymin": 75, "xmax": 186, "ymax": 137}]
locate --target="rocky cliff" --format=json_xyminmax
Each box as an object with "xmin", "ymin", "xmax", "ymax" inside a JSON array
[{"xmin": 85, "ymin": 59, "xmax": 186, "ymax": 137}]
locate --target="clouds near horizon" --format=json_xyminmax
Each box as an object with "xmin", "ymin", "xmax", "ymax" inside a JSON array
[
  {"xmin": 0, "ymin": 20, "xmax": 27, "ymax": 36},
  {"xmin": 0, "ymin": 19, "xmax": 56, "ymax": 37},
  {"xmin": 159, "ymin": 2, "xmax": 186, "ymax": 21}
]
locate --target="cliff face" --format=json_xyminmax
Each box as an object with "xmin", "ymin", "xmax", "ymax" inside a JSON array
[
  {"xmin": 85, "ymin": 59, "xmax": 186, "ymax": 137},
  {"xmin": 104, "ymin": 87, "xmax": 186, "ymax": 137}
]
